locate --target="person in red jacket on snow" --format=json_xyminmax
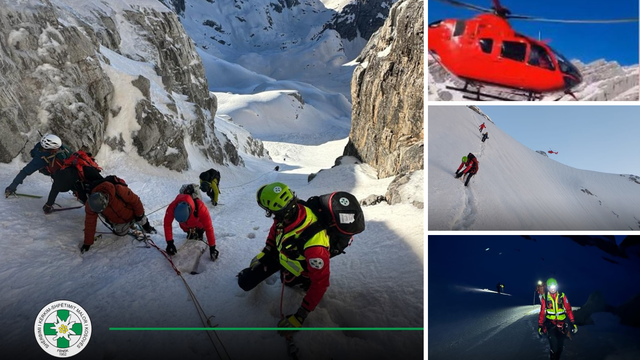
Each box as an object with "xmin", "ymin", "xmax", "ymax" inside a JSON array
[
  {"xmin": 538, "ymin": 278, "xmax": 577, "ymax": 360},
  {"xmin": 237, "ymin": 182, "xmax": 331, "ymax": 334},
  {"xmin": 455, "ymin": 153, "xmax": 479, "ymax": 187},
  {"xmin": 163, "ymin": 184, "xmax": 218, "ymax": 261},
  {"xmin": 479, "ymin": 122, "xmax": 486, "ymax": 132}
]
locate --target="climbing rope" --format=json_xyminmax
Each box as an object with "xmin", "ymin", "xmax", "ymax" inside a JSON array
[
  {"xmin": 143, "ymin": 166, "xmax": 278, "ymax": 219},
  {"xmin": 143, "ymin": 234, "xmax": 232, "ymax": 360},
  {"xmin": 146, "ymin": 203, "xmax": 170, "ymax": 217},
  {"xmin": 223, "ymin": 166, "xmax": 279, "ymax": 190}
]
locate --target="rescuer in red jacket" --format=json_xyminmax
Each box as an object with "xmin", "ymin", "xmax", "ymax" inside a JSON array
[
  {"xmin": 479, "ymin": 122, "xmax": 486, "ymax": 132},
  {"xmin": 163, "ymin": 189, "xmax": 218, "ymax": 261},
  {"xmin": 538, "ymin": 278, "xmax": 577, "ymax": 360},
  {"xmin": 455, "ymin": 153, "xmax": 479, "ymax": 187},
  {"xmin": 237, "ymin": 182, "xmax": 331, "ymax": 333}
]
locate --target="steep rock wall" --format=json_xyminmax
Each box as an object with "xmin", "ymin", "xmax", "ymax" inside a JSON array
[{"xmin": 344, "ymin": 0, "xmax": 424, "ymax": 179}]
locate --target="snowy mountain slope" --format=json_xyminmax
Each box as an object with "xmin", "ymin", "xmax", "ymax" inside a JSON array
[
  {"xmin": 429, "ymin": 235, "xmax": 640, "ymax": 360},
  {"xmin": 174, "ymin": 0, "xmax": 355, "ymax": 95},
  {"xmin": 428, "ymin": 106, "xmax": 640, "ymax": 230},
  {"xmin": 429, "ymin": 55, "xmax": 640, "ymax": 101},
  {"xmin": 0, "ymin": 139, "xmax": 423, "ymax": 360}
]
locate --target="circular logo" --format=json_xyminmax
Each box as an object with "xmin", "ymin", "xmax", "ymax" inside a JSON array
[
  {"xmin": 34, "ymin": 300, "xmax": 92, "ymax": 357},
  {"xmin": 339, "ymin": 197, "xmax": 350, "ymax": 206},
  {"xmin": 273, "ymin": 186, "xmax": 282, "ymax": 193}
]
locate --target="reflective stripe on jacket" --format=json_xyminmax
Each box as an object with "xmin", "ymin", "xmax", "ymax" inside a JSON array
[
  {"xmin": 538, "ymin": 292, "xmax": 575, "ymax": 327},
  {"xmin": 274, "ymin": 206, "xmax": 329, "ymax": 276},
  {"xmin": 263, "ymin": 204, "xmax": 331, "ymax": 311}
]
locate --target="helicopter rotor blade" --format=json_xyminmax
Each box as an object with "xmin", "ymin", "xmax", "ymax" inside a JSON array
[
  {"xmin": 507, "ymin": 15, "xmax": 639, "ymax": 24},
  {"xmin": 433, "ymin": 0, "xmax": 493, "ymax": 13}
]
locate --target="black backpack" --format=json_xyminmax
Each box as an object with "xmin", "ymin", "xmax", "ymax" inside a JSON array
[{"xmin": 298, "ymin": 192, "xmax": 366, "ymax": 258}]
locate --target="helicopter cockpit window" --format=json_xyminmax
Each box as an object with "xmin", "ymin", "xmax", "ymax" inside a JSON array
[
  {"xmin": 453, "ymin": 20, "xmax": 466, "ymax": 37},
  {"xmin": 528, "ymin": 44, "xmax": 555, "ymax": 71},
  {"xmin": 501, "ymin": 41, "xmax": 527, "ymax": 62},
  {"xmin": 479, "ymin": 38, "xmax": 493, "ymax": 54},
  {"xmin": 549, "ymin": 46, "xmax": 581, "ymax": 79}
]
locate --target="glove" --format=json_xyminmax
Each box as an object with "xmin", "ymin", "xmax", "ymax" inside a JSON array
[
  {"xmin": 43, "ymin": 204, "xmax": 54, "ymax": 214},
  {"xmin": 166, "ymin": 240, "xmax": 177, "ymax": 255},
  {"xmin": 538, "ymin": 326, "xmax": 543, "ymax": 336},
  {"xmin": 80, "ymin": 244, "xmax": 91, "ymax": 254},
  {"xmin": 209, "ymin": 245, "xmax": 219, "ymax": 261},
  {"xmin": 454, "ymin": 171, "xmax": 462, "ymax": 178},
  {"xmin": 277, "ymin": 307, "xmax": 309, "ymax": 336},
  {"xmin": 570, "ymin": 323, "xmax": 577, "ymax": 334},
  {"xmin": 4, "ymin": 187, "xmax": 16, "ymax": 198},
  {"xmin": 250, "ymin": 246, "xmax": 271, "ymax": 269}
]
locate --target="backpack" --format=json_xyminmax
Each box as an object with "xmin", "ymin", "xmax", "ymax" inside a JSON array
[
  {"xmin": 199, "ymin": 169, "xmax": 221, "ymax": 193},
  {"xmin": 180, "ymin": 183, "xmax": 202, "ymax": 217},
  {"xmin": 85, "ymin": 175, "xmax": 129, "ymax": 207},
  {"xmin": 467, "ymin": 153, "xmax": 479, "ymax": 172},
  {"xmin": 298, "ymin": 191, "xmax": 366, "ymax": 258},
  {"xmin": 61, "ymin": 151, "xmax": 102, "ymax": 182}
]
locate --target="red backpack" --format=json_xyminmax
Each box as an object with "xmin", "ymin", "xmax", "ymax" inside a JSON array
[{"xmin": 61, "ymin": 151, "xmax": 102, "ymax": 181}]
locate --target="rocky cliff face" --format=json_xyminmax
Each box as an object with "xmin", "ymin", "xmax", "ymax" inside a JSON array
[
  {"xmin": 344, "ymin": 0, "xmax": 423, "ymax": 182},
  {"xmin": 0, "ymin": 0, "xmax": 260, "ymax": 170},
  {"xmin": 325, "ymin": 0, "xmax": 399, "ymax": 41},
  {"xmin": 0, "ymin": 1, "xmax": 113, "ymax": 162}
]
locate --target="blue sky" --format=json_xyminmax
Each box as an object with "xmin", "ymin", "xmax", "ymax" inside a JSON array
[
  {"xmin": 427, "ymin": 0, "xmax": 639, "ymax": 65},
  {"xmin": 478, "ymin": 106, "xmax": 640, "ymax": 176}
]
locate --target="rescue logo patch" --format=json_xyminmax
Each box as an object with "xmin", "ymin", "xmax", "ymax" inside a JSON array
[
  {"xmin": 34, "ymin": 300, "xmax": 92, "ymax": 357},
  {"xmin": 309, "ymin": 258, "xmax": 324, "ymax": 270}
]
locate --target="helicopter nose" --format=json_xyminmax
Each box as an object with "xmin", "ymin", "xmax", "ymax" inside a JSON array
[{"xmin": 563, "ymin": 74, "xmax": 582, "ymax": 90}]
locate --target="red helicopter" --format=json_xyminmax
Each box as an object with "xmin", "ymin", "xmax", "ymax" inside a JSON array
[{"xmin": 428, "ymin": 0, "xmax": 638, "ymax": 101}]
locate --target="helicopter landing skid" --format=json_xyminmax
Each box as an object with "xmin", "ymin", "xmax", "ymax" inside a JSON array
[{"xmin": 446, "ymin": 84, "xmax": 541, "ymax": 101}]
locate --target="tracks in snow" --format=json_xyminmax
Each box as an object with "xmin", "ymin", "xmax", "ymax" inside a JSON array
[
  {"xmin": 451, "ymin": 128, "xmax": 485, "ymax": 230},
  {"xmin": 452, "ymin": 186, "xmax": 478, "ymax": 230}
]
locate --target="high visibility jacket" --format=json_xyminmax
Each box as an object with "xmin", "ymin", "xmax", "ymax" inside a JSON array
[
  {"xmin": 264, "ymin": 204, "xmax": 330, "ymax": 312},
  {"xmin": 538, "ymin": 292, "xmax": 575, "ymax": 327}
]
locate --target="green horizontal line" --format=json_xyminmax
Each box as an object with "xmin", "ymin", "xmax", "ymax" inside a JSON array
[{"xmin": 110, "ymin": 327, "xmax": 423, "ymax": 331}]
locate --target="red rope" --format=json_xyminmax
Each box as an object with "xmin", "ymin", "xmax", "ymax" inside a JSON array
[{"xmin": 146, "ymin": 238, "xmax": 181, "ymax": 275}]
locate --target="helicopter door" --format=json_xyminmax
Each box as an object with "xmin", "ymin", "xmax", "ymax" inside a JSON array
[{"xmin": 497, "ymin": 41, "xmax": 527, "ymax": 87}]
